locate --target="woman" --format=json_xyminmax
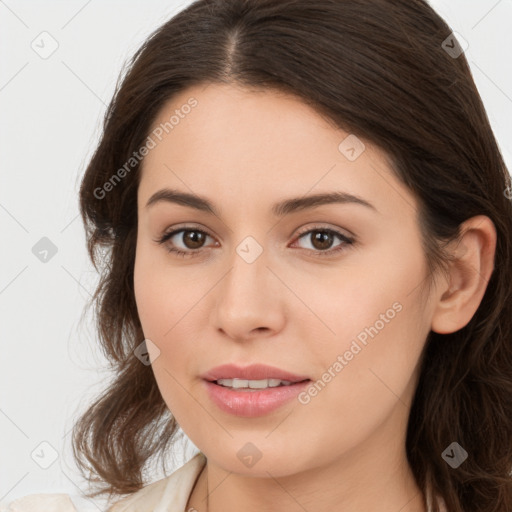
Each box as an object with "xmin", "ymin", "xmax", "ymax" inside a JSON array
[{"xmin": 3, "ymin": 0, "xmax": 511, "ymax": 511}]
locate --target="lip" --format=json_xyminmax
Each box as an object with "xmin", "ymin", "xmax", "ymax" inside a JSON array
[
  {"xmin": 200, "ymin": 363, "xmax": 310, "ymax": 382},
  {"xmin": 200, "ymin": 364, "xmax": 311, "ymax": 417},
  {"xmin": 203, "ymin": 380, "xmax": 310, "ymax": 417}
]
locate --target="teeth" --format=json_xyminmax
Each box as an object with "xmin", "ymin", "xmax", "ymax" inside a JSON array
[{"xmin": 216, "ymin": 378, "xmax": 293, "ymax": 389}]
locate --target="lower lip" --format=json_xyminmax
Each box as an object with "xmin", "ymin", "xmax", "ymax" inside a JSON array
[{"xmin": 203, "ymin": 379, "xmax": 311, "ymax": 417}]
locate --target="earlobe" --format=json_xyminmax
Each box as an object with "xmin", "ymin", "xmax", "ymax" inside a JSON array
[{"xmin": 430, "ymin": 215, "xmax": 497, "ymax": 335}]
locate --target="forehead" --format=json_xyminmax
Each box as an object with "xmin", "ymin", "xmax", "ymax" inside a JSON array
[
  {"xmin": 138, "ymin": 82, "xmax": 417, "ymax": 222},
  {"xmin": 146, "ymin": 82, "xmax": 344, "ymax": 157}
]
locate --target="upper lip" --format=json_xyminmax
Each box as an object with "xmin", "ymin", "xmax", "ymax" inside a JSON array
[{"xmin": 201, "ymin": 364, "xmax": 310, "ymax": 383}]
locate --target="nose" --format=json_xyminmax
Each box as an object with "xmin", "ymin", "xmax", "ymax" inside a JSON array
[{"xmin": 213, "ymin": 245, "xmax": 285, "ymax": 341}]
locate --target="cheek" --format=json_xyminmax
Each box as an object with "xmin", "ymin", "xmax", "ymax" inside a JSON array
[
  {"xmin": 307, "ymin": 251, "xmax": 428, "ymax": 393},
  {"xmin": 134, "ymin": 241, "xmax": 189, "ymax": 336},
  {"xmin": 288, "ymin": 260, "xmax": 406, "ymax": 350},
  {"xmin": 134, "ymin": 248, "xmax": 199, "ymax": 416},
  {"xmin": 133, "ymin": 252, "xmax": 164, "ymax": 336},
  {"xmin": 295, "ymin": 297, "xmax": 426, "ymax": 457},
  {"xmin": 133, "ymin": 242, "xmax": 203, "ymax": 373}
]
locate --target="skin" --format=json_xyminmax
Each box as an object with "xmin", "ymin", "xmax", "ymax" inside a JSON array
[{"xmin": 133, "ymin": 82, "xmax": 496, "ymax": 512}]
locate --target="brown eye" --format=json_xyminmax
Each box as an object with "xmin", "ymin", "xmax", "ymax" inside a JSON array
[
  {"xmin": 156, "ymin": 228, "xmax": 215, "ymax": 257},
  {"xmin": 293, "ymin": 226, "xmax": 355, "ymax": 257},
  {"xmin": 180, "ymin": 230, "xmax": 207, "ymax": 249},
  {"xmin": 309, "ymin": 231, "xmax": 335, "ymax": 250}
]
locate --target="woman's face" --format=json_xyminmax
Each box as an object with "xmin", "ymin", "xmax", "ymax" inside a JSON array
[{"xmin": 134, "ymin": 82, "xmax": 438, "ymax": 477}]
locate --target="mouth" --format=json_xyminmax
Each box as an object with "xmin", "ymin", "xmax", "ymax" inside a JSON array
[{"xmin": 200, "ymin": 363, "xmax": 312, "ymax": 416}]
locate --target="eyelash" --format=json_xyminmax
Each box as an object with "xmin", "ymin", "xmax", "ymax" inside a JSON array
[{"xmin": 154, "ymin": 224, "xmax": 355, "ymax": 259}]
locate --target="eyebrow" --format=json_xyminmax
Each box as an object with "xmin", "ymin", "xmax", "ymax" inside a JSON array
[{"xmin": 145, "ymin": 188, "xmax": 377, "ymax": 216}]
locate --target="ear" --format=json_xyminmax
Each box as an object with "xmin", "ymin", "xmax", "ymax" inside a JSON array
[{"xmin": 431, "ymin": 215, "xmax": 497, "ymax": 334}]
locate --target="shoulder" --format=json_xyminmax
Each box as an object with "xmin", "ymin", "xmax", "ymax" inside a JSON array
[
  {"xmin": 0, "ymin": 453, "xmax": 206, "ymax": 512},
  {"xmin": 108, "ymin": 452, "xmax": 206, "ymax": 512},
  {"xmin": 0, "ymin": 493, "xmax": 78, "ymax": 511}
]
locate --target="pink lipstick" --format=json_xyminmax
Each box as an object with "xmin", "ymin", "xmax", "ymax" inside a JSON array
[{"xmin": 201, "ymin": 364, "xmax": 311, "ymax": 417}]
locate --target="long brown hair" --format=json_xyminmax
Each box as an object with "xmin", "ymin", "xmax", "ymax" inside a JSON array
[{"xmin": 74, "ymin": 1, "xmax": 512, "ymax": 510}]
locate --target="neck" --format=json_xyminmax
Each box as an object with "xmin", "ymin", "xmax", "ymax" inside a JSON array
[{"xmin": 187, "ymin": 443, "xmax": 427, "ymax": 512}]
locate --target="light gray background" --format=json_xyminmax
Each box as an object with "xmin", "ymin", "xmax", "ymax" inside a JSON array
[{"xmin": 1, "ymin": 1, "xmax": 511, "ymax": 510}]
